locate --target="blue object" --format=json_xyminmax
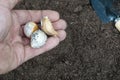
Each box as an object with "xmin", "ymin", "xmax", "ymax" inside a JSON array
[{"xmin": 90, "ymin": 0, "xmax": 120, "ymax": 23}]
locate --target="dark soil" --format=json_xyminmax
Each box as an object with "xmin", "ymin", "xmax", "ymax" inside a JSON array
[{"xmin": 1, "ymin": 0, "xmax": 120, "ymax": 80}]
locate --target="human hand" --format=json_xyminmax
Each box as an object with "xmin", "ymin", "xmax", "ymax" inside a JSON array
[{"xmin": 0, "ymin": 0, "xmax": 67, "ymax": 74}]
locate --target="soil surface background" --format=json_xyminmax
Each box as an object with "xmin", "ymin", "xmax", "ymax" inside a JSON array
[{"xmin": 1, "ymin": 0, "xmax": 120, "ymax": 80}]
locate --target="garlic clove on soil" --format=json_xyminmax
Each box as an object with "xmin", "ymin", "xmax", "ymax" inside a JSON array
[
  {"xmin": 24, "ymin": 22, "xmax": 39, "ymax": 38},
  {"xmin": 115, "ymin": 19, "xmax": 120, "ymax": 32},
  {"xmin": 41, "ymin": 16, "xmax": 58, "ymax": 36},
  {"xmin": 31, "ymin": 30, "xmax": 47, "ymax": 48}
]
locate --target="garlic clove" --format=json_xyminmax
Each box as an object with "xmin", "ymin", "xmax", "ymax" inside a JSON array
[
  {"xmin": 31, "ymin": 30, "xmax": 47, "ymax": 48},
  {"xmin": 41, "ymin": 16, "xmax": 58, "ymax": 36},
  {"xmin": 115, "ymin": 20, "xmax": 120, "ymax": 32},
  {"xmin": 24, "ymin": 22, "xmax": 39, "ymax": 38}
]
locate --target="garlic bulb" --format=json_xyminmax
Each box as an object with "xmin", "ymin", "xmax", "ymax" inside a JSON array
[
  {"xmin": 31, "ymin": 30, "xmax": 47, "ymax": 48},
  {"xmin": 115, "ymin": 19, "xmax": 120, "ymax": 32},
  {"xmin": 24, "ymin": 22, "xmax": 39, "ymax": 38},
  {"xmin": 41, "ymin": 16, "xmax": 58, "ymax": 36}
]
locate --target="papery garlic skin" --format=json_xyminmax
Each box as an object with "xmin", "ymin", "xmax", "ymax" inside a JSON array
[
  {"xmin": 24, "ymin": 22, "xmax": 39, "ymax": 38},
  {"xmin": 31, "ymin": 30, "xmax": 47, "ymax": 48},
  {"xmin": 41, "ymin": 16, "xmax": 58, "ymax": 36},
  {"xmin": 115, "ymin": 19, "xmax": 120, "ymax": 32}
]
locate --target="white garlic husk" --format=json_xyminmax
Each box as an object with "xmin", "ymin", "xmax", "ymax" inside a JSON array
[
  {"xmin": 41, "ymin": 16, "xmax": 58, "ymax": 36},
  {"xmin": 24, "ymin": 22, "xmax": 39, "ymax": 38},
  {"xmin": 115, "ymin": 18, "xmax": 120, "ymax": 32},
  {"xmin": 31, "ymin": 30, "xmax": 47, "ymax": 48}
]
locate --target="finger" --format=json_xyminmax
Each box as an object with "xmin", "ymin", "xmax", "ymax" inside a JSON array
[
  {"xmin": 13, "ymin": 10, "xmax": 60, "ymax": 25},
  {"xmin": 19, "ymin": 19, "xmax": 67, "ymax": 37},
  {"xmin": 24, "ymin": 37, "xmax": 60, "ymax": 62},
  {"xmin": 53, "ymin": 19, "xmax": 67, "ymax": 30},
  {"xmin": 57, "ymin": 30, "xmax": 67, "ymax": 41},
  {"xmin": 23, "ymin": 29, "xmax": 67, "ymax": 62},
  {"xmin": 0, "ymin": 0, "xmax": 20, "ymax": 9}
]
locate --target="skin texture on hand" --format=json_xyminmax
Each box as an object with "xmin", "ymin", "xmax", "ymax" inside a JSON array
[{"xmin": 0, "ymin": 0, "xmax": 67, "ymax": 74}]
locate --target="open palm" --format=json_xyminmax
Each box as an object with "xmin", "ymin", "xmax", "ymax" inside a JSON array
[{"xmin": 0, "ymin": 0, "xmax": 67, "ymax": 74}]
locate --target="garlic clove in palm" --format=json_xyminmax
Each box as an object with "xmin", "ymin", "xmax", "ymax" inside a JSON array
[
  {"xmin": 24, "ymin": 22, "xmax": 39, "ymax": 38},
  {"xmin": 31, "ymin": 30, "xmax": 47, "ymax": 48},
  {"xmin": 115, "ymin": 18, "xmax": 120, "ymax": 32},
  {"xmin": 41, "ymin": 16, "xmax": 58, "ymax": 36}
]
